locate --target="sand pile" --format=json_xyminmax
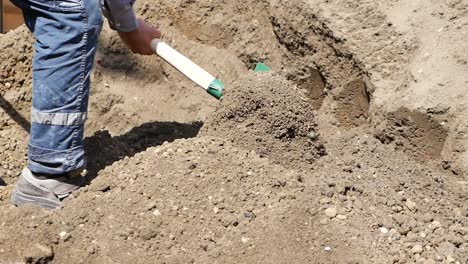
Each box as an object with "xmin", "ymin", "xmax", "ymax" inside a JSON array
[
  {"xmin": 202, "ymin": 73, "xmax": 325, "ymax": 168},
  {"xmin": 0, "ymin": 0, "xmax": 467, "ymax": 263},
  {"xmin": 0, "ymin": 74, "xmax": 323, "ymax": 264}
]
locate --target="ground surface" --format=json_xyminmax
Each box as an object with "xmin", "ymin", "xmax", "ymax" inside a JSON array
[{"xmin": 0, "ymin": 0, "xmax": 467, "ymax": 263}]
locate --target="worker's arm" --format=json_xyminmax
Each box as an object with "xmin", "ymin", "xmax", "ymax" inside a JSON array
[{"xmin": 101, "ymin": 0, "xmax": 161, "ymax": 55}]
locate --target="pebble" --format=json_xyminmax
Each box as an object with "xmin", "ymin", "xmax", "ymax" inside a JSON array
[
  {"xmin": 319, "ymin": 198, "xmax": 331, "ymax": 204},
  {"xmin": 324, "ymin": 246, "xmax": 332, "ymax": 252},
  {"xmin": 307, "ymin": 131, "xmax": 319, "ymax": 140},
  {"xmin": 411, "ymin": 244, "xmax": 423, "ymax": 254},
  {"xmin": 420, "ymin": 213, "xmax": 434, "ymax": 223},
  {"xmin": 446, "ymin": 255, "xmax": 456, "ymax": 263},
  {"xmin": 379, "ymin": 227, "xmax": 389, "ymax": 234},
  {"xmin": 153, "ymin": 210, "xmax": 162, "ymax": 217},
  {"xmin": 325, "ymin": 207, "xmax": 337, "ymax": 218},
  {"xmin": 336, "ymin": 215, "xmax": 347, "ymax": 220},
  {"xmin": 59, "ymin": 231, "xmax": 71, "ymax": 242},
  {"xmin": 405, "ymin": 199, "xmax": 417, "ymax": 211},
  {"xmin": 428, "ymin": 221, "xmax": 442, "ymax": 230}
]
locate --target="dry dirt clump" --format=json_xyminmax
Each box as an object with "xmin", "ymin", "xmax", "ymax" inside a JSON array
[{"xmin": 202, "ymin": 73, "xmax": 325, "ymax": 168}]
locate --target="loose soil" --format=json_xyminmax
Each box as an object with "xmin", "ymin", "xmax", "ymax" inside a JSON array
[{"xmin": 0, "ymin": 0, "xmax": 467, "ymax": 264}]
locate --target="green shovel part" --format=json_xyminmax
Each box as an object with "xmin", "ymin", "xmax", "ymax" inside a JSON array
[
  {"xmin": 207, "ymin": 79, "xmax": 224, "ymax": 99},
  {"xmin": 254, "ymin": 63, "xmax": 271, "ymax": 73},
  {"xmin": 206, "ymin": 63, "xmax": 270, "ymax": 100}
]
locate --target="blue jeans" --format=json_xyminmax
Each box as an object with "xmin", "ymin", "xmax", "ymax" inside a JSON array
[{"xmin": 11, "ymin": 0, "xmax": 103, "ymax": 175}]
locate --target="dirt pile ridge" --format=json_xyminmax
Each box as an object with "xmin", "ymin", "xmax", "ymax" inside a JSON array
[
  {"xmin": 1, "ymin": 136, "xmax": 314, "ymax": 264},
  {"xmin": 201, "ymin": 73, "xmax": 325, "ymax": 169}
]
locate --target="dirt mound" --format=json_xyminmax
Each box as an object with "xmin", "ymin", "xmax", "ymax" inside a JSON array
[
  {"xmin": 1, "ymin": 0, "xmax": 468, "ymax": 263},
  {"xmin": 202, "ymin": 73, "xmax": 325, "ymax": 168},
  {"xmin": 0, "ymin": 137, "xmax": 313, "ymax": 264},
  {"xmin": 309, "ymin": 129, "xmax": 468, "ymax": 264},
  {"xmin": 1, "ymin": 68, "xmax": 465, "ymax": 263}
]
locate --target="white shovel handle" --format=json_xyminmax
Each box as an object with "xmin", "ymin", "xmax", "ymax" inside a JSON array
[{"xmin": 151, "ymin": 39, "xmax": 224, "ymax": 99}]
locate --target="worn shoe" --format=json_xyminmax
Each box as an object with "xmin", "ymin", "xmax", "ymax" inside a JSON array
[{"xmin": 11, "ymin": 168, "xmax": 85, "ymax": 210}]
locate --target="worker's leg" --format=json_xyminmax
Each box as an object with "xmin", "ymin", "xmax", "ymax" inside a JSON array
[
  {"xmin": 12, "ymin": 0, "xmax": 103, "ymax": 175},
  {"xmin": 10, "ymin": 0, "xmax": 103, "ymax": 209}
]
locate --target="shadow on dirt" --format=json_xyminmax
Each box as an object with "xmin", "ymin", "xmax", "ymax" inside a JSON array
[
  {"xmin": 0, "ymin": 95, "xmax": 31, "ymax": 133},
  {"xmin": 0, "ymin": 177, "xmax": 6, "ymax": 186},
  {"xmin": 84, "ymin": 121, "xmax": 203, "ymax": 184},
  {"xmin": 95, "ymin": 41, "xmax": 162, "ymax": 82}
]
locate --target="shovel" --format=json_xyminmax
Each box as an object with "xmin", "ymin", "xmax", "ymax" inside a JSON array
[{"xmin": 151, "ymin": 39, "xmax": 224, "ymax": 100}]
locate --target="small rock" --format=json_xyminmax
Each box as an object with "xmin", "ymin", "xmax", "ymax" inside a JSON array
[
  {"xmin": 24, "ymin": 243, "xmax": 54, "ymax": 263},
  {"xmin": 446, "ymin": 255, "xmax": 456, "ymax": 263},
  {"xmin": 91, "ymin": 181, "xmax": 110, "ymax": 192},
  {"xmin": 319, "ymin": 197, "xmax": 331, "ymax": 204},
  {"xmin": 336, "ymin": 215, "xmax": 347, "ymax": 220},
  {"xmin": 241, "ymin": 237, "xmax": 250, "ymax": 244},
  {"xmin": 379, "ymin": 227, "xmax": 389, "ymax": 234},
  {"xmin": 406, "ymin": 199, "xmax": 417, "ymax": 211},
  {"xmin": 153, "ymin": 209, "xmax": 162, "ymax": 216},
  {"xmin": 86, "ymin": 245, "xmax": 96, "ymax": 255},
  {"xmin": 221, "ymin": 215, "xmax": 238, "ymax": 227},
  {"xmin": 145, "ymin": 202, "xmax": 157, "ymax": 211},
  {"xmin": 429, "ymin": 221, "xmax": 442, "ymax": 230},
  {"xmin": 59, "ymin": 231, "xmax": 71, "ymax": 242},
  {"xmin": 406, "ymin": 232, "xmax": 420, "ymax": 242},
  {"xmin": 411, "ymin": 244, "xmax": 423, "ymax": 254},
  {"xmin": 308, "ymin": 131, "xmax": 319, "ymax": 140},
  {"xmin": 324, "ymin": 246, "xmax": 332, "ymax": 252},
  {"xmin": 325, "ymin": 207, "xmax": 337, "ymax": 218},
  {"xmin": 420, "ymin": 213, "xmax": 434, "ymax": 223}
]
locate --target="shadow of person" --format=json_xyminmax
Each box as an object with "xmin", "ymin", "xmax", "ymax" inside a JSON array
[
  {"xmin": 84, "ymin": 121, "xmax": 203, "ymax": 184},
  {"xmin": 0, "ymin": 95, "xmax": 31, "ymax": 133}
]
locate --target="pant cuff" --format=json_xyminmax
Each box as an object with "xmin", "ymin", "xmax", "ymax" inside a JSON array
[{"xmin": 28, "ymin": 143, "xmax": 86, "ymax": 175}]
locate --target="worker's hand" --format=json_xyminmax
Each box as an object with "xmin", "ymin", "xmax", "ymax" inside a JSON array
[{"xmin": 118, "ymin": 19, "xmax": 161, "ymax": 55}]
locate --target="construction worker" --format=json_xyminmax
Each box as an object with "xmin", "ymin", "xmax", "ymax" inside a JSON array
[{"xmin": 9, "ymin": 0, "xmax": 161, "ymax": 210}]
